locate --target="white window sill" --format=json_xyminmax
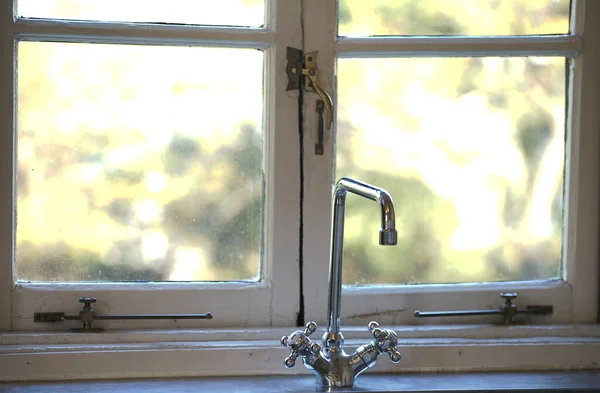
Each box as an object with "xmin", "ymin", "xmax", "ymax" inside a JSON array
[
  {"xmin": 2, "ymin": 371, "xmax": 600, "ymax": 393},
  {"xmin": 1, "ymin": 325, "xmax": 600, "ymax": 382}
]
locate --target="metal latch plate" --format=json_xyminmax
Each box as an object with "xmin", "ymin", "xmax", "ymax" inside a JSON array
[{"xmin": 286, "ymin": 47, "xmax": 303, "ymax": 91}]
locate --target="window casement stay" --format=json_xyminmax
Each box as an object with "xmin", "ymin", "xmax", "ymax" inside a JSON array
[
  {"xmin": 33, "ymin": 296, "xmax": 214, "ymax": 332},
  {"xmin": 414, "ymin": 292, "xmax": 554, "ymax": 325}
]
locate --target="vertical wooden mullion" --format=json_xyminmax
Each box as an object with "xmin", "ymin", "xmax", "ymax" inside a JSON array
[
  {"xmin": 0, "ymin": 0, "xmax": 16, "ymax": 331},
  {"xmin": 265, "ymin": 0, "xmax": 304, "ymax": 326},
  {"xmin": 563, "ymin": 0, "xmax": 600, "ymax": 322},
  {"xmin": 301, "ymin": 0, "xmax": 337, "ymax": 326}
]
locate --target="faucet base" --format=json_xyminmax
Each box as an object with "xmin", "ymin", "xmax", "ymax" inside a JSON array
[
  {"xmin": 306, "ymin": 350, "xmax": 362, "ymax": 389},
  {"xmin": 313, "ymin": 374, "xmax": 356, "ymax": 389}
]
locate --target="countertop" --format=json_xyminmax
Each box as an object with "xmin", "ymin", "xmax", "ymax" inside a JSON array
[{"xmin": 2, "ymin": 371, "xmax": 600, "ymax": 393}]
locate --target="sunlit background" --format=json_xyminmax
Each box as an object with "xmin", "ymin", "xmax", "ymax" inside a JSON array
[
  {"xmin": 18, "ymin": 0, "xmax": 264, "ymax": 26},
  {"xmin": 17, "ymin": 42, "xmax": 264, "ymax": 282},
  {"xmin": 16, "ymin": 0, "xmax": 570, "ymax": 285},
  {"xmin": 339, "ymin": 0, "xmax": 570, "ymax": 36},
  {"xmin": 337, "ymin": 0, "xmax": 569, "ymax": 285}
]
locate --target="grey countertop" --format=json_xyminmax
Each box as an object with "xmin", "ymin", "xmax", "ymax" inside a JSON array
[{"xmin": 2, "ymin": 371, "xmax": 600, "ymax": 393}]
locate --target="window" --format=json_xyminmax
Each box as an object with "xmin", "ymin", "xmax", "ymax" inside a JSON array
[
  {"xmin": 0, "ymin": 0, "xmax": 303, "ymax": 330},
  {"xmin": 301, "ymin": 0, "xmax": 599, "ymax": 327},
  {"xmin": 0, "ymin": 0, "xmax": 598, "ymax": 365}
]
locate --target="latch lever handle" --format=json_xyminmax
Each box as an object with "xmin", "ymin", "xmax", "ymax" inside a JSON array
[
  {"xmin": 303, "ymin": 52, "xmax": 333, "ymax": 130},
  {"xmin": 315, "ymin": 100, "xmax": 325, "ymax": 155}
]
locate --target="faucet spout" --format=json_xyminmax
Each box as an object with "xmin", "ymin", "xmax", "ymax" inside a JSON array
[
  {"xmin": 280, "ymin": 178, "xmax": 401, "ymax": 388},
  {"xmin": 328, "ymin": 177, "xmax": 397, "ymax": 335}
]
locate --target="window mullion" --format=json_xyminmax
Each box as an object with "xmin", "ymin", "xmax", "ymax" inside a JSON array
[
  {"xmin": 0, "ymin": 0, "xmax": 15, "ymax": 331},
  {"xmin": 14, "ymin": 18, "xmax": 276, "ymax": 48},
  {"xmin": 301, "ymin": 0, "xmax": 337, "ymax": 327},
  {"xmin": 337, "ymin": 35, "xmax": 582, "ymax": 58},
  {"xmin": 258, "ymin": 0, "xmax": 303, "ymax": 327},
  {"xmin": 563, "ymin": 0, "xmax": 600, "ymax": 322}
]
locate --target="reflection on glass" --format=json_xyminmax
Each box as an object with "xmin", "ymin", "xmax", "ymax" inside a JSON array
[
  {"xmin": 17, "ymin": 42, "xmax": 264, "ymax": 282},
  {"xmin": 337, "ymin": 57, "xmax": 565, "ymax": 285},
  {"xmin": 18, "ymin": 0, "xmax": 264, "ymax": 27},
  {"xmin": 339, "ymin": 0, "xmax": 570, "ymax": 37}
]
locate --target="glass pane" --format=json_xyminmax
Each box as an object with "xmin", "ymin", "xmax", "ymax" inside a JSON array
[
  {"xmin": 16, "ymin": 42, "xmax": 263, "ymax": 282},
  {"xmin": 18, "ymin": 0, "xmax": 264, "ymax": 27},
  {"xmin": 337, "ymin": 57, "xmax": 565, "ymax": 285},
  {"xmin": 339, "ymin": 0, "xmax": 570, "ymax": 37}
]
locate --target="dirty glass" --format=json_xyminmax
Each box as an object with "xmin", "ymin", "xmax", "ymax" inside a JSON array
[
  {"xmin": 336, "ymin": 57, "xmax": 565, "ymax": 285},
  {"xmin": 18, "ymin": 0, "xmax": 264, "ymax": 27},
  {"xmin": 338, "ymin": 0, "xmax": 570, "ymax": 37},
  {"xmin": 16, "ymin": 42, "xmax": 263, "ymax": 282}
]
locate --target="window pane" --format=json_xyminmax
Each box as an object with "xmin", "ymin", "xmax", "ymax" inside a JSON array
[
  {"xmin": 18, "ymin": 0, "xmax": 264, "ymax": 27},
  {"xmin": 16, "ymin": 42, "xmax": 263, "ymax": 282},
  {"xmin": 339, "ymin": 0, "xmax": 570, "ymax": 37},
  {"xmin": 337, "ymin": 57, "xmax": 565, "ymax": 285}
]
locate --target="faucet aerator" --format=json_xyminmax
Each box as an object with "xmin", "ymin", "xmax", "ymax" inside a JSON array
[{"xmin": 379, "ymin": 229, "xmax": 398, "ymax": 246}]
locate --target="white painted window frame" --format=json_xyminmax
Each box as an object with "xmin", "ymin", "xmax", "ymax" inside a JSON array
[
  {"xmin": 1, "ymin": 0, "xmax": 600, "ymax": 383},
  {"xmin": 0, "ymin": 0, "xmax": 303, "ymax": 331},
  {"xmin": 302, "ymin": 0, "xmax": 600, "ymax": 327}
]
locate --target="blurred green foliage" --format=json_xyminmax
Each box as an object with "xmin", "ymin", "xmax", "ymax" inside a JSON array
[
  {"xmin": 15, "ymin": 0, "xmax": 569, "ymax": 287},
  {"xmin": 339, "ymin": 0, "xmax": 570, "ymax": 36},
  {"xmin": 337, "ymin": 1, "xmax": 568, "ymax": 285},
  {"xmin": 16, "ymin": 43, "xmax": 263, "ymax": 282}
]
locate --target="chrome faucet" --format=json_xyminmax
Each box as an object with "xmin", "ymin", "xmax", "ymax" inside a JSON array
[{"xmin": 281, "ymin": 177, "xmax": 402, "ymax": 388}]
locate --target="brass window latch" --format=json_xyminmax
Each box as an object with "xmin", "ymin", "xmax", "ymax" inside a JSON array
[
  {"xmin": 413, "ymin": 293, "xmax": 553, "ymax": 325},
  {"xmin": 34, "ymin": 297, "xmax": 213, "ymax": 333},
  {"xmin": 286, "ymin": 46, "xmax": 334, "ymax": 155}
]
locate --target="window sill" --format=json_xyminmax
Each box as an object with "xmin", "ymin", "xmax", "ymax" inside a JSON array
[
  {"xmin": 2, "ymin": 371, "xmax": 600, "ymax": 393},
  {"xmin": 1, "ymin": 325, "xmax": 600, "ymax": 382}
]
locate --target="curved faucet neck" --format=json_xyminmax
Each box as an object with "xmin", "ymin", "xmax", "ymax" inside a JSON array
[{"xmin": 327, "ymin": 177, "xmax": 397, "ymax": 335}]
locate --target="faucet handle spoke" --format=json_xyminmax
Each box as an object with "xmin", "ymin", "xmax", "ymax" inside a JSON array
[
  {"xmin": 284, "ymin": 351, "xmax": 298, "ymax": 368},
  {"xmin": 281, "ymin": 335, "xmax": 300, "ymax": 368},
  {"xmin": 367, "ymin": 321, "xmax": 402, "ymax": 364},
  {"xmin": 304, "ymin": 321, "xmax": 318, "ymax": 336},
  {"xmin": 388, "ymin": 348, "xmax": 402, "ymax": 363}
]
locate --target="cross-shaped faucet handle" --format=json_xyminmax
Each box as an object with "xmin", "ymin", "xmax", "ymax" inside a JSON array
[
  {"xmin": 281, "ymin": 321, "xmax": 322, "ymax": 368},
  {"xmin": 368, "ymin": 321, "xmax": 402, "ymax": 363}
]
